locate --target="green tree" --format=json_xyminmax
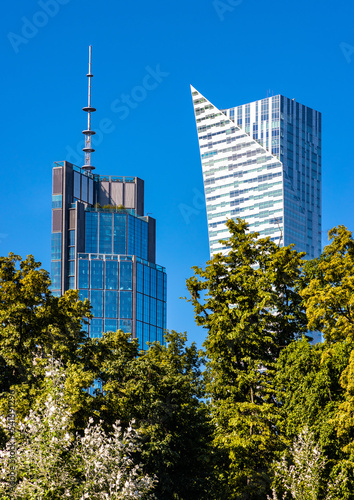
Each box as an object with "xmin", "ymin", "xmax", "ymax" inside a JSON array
[
  {"xmin": 86, "ymin": 329, "xmax": 215, "ymax": 500},
  {"xmin": 0, "ymin": 253, "xmax": 92, "ymax": 421},
  {"xmin": 186, "ymin": 218, "xmax": 307, "ymax": 498}
]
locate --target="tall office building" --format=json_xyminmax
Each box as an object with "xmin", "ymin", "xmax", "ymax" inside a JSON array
[
  {"xmin": 51, "ymin": 47, "xmax": 166, "ymax": 349},
  {"xmin": 191, "ymin": 87, "xmax": 322, "ymax": 258}
]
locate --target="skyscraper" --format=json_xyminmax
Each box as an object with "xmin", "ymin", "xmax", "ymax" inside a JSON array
[
  {"xmin": 191, "ymin": 87, "xmax": 322, "ymax": 258},
  {"xmin": 51, "ymin": 47, "xmax": 166, "ymax": 349}
]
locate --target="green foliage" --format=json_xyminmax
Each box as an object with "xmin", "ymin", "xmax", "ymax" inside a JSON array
[
  {"xmin": 0, "ymin": 253, "xmax": 92, "ymax": 421},
  {"xmin": 186, "ymin": 218, "xmax": 307, "ymax": 498},
  {"xmin": 300, "ymin": 225, "xmax": 354, "ymax": 343}
]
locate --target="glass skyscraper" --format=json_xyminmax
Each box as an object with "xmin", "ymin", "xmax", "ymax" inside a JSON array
[
  {"xmin": 51, "ymin": 161, "xmax": 167, "ymax": 349},
  {"xmin": 191, "ymin": 86, "xmax": 321, "ymax": 258}
]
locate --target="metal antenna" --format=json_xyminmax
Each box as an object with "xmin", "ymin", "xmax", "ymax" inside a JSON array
[{"xmin": 82, "ymin": 45, "xmax": 96, "ymax": 172}]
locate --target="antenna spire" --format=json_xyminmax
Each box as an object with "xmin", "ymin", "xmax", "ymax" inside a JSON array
[{"xmin": 82, "ymin": 45, "xmax": 96, "ymax": 172}]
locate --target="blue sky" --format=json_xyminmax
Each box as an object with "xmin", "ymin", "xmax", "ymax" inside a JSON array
[{"xmin": 1, "ymin": 0, "xmax": 354, "ymax": 348}]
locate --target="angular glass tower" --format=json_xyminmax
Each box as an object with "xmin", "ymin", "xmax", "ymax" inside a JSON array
[
  {"xmin": 51, "ymin": 162, "xmax": 167, "ymax": 349},
  {"xmin": 191, "ymin": 86, "xmax": 322, "ymax": 258}
]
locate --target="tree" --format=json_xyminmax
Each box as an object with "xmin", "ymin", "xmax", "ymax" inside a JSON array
[
  {"xmin": 0, "ymin": 360, "xmax": 156, "ymax": 500},
  {"xmin": 268, "ymin": 428, "xmax": 347, "ymax": 500},
  {"xmin": 186, "ymin": 218, "xmax": 307, "ymax": 498},
  {"xmin": 300, "ymin": 225, "xmax": 354, "ymax": 344},
  {"xmin": 0, "ymin": 253, "xmax": 92, "ymax": 421},
  {"xmin": 86, "ymin": 329, "xmax": 215, "ymax": 500}
]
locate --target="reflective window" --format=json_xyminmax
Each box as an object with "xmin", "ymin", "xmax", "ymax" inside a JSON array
[
  {"xmin": 91, "ymin": 318, "xmax": 103, "ymax": 338},
  {"xmin": 137, "ymin": 321, "xmax": 143, "ymax": 350},
  {"xmin": 150, "ymin": 325, "xmax": 157, "ymax": 343},
  {"xmin": 52, "ymin": 194, "xmax": 62, "ymax": 209},
  {"xmin": 143, "ymin": 323, "xmax": 149, "ymax": 345},
  {"xmin": 127, "ymin": 216, "xmax": 135, "ymax": 255},
  {"xmin": 105, "ymin": 319, "xmax": 117, "ymax": 333},
  {"xmin": 137, "ymin": 292, "xmax": 143, "ymax": 321},
  {"xmin": 113, "ymin": 214, "xmax": 126, "ymax": 254},
  {"xmin": 68, "ymin": 261, "xmax": 75, "ymax": 276},
  {"xmin": 69, "ymin": 230, "xmax": 75, "ymax": 246},
  {"xmin": 78, "ymin": 260, "xmax": 89, "ymax": 288},
  {"xmin": 81, "ymin": 177, "xmax": 88, "ymax": 203},
  {"xmin": 144, "ymin": 266, "xmax": 150, "ymax": 296},
  {"xmin": 86, "ymin": 213, "xmax": 98, "ymax": 253},
  {"xmin": 51, "ymin": 233, "xmax": 61, "ymax": 260},
  {"xmin": 150, "ymin": 297, "xmax": 156, "ymax": 326},
  {"xmin": 120, "ymin": 262, "xmax": 132, "ymax": 290},
  {"xmin": 105, "ymin": 260, "xmax": 118, "ymax": 290},
  {"xmin": 142, "ymin": 222, "xmax": 148, "ymax": 260},
  {"xmin": 144, "ymin": 295, "xmax": 150, "ymax": 324},
  {"xmin": 74, "ymin": 171, "xmax": 81, "ymax": 199},
  {"xmin": 119, "ymin": 319, "xmax": 132, "ymax": 334},
  {"xmin": 91, "ymin": 260, "xmax": 103, "ymax": 289},
  {"xmin": 157, "ymin": 300, "xmax": 163, "ymax": 327},
  {"xmin": 51, "ymin": 261, "xmax": 61, "ymax": 290},
  {"xmin": 157, "ymin": 327, "xmax": 164, "ymax": 344},
  {"xmin": 137, "ymin": 263, "xmax": 143, "ymax": 293},
  {"xmin": 150, "ymin": 268, "xmax": 157, "ymax": 298},
  {"xmin": 119, "ymin": 291, "xmax": 132, "ymax": 318},
  {"xmin": 69, "ymin": 247, "xmax": 75, "ymax": 259},
  {"xmin": 68, "ymin": 276, "xmax": 75, "ymax": 289},
  {"xmin": 105, "ymin": 290, "xmax": 118, "ymax": 318},
  {"xmin": 99, "ymin": 213, "xmax": 112, "ymax": 254},
  {"xmin": 91, "ymin": 290, "xmax": 103, "ymax": 317},
  {"xmin": 157, "ymin": 271, "xmax": 164, "ymax": 300},
  {"xmin": 79, "ymin": 289, "xmax": 89, "ymax": 302}
]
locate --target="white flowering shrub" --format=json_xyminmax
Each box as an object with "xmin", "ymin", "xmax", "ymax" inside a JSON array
[
  {"xmin": 74, "ymin": 419, "xmax": 156, "ymax": 500},
  {"xmin": 0, "ymin": 360, "xmax": 156, "ymax": 500},
  {"xmin": 268, "ymin": 427, "xmax": 347, "ymax": 500}
]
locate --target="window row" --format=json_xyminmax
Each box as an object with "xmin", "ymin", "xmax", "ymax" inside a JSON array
[
  {"xmin": 78, "ymin": 259, "xmax": 133, "ymax": 290},
  {"xmin": 85, "ymin": 212, "xmax": 148, "ymax": 260},
  {"xmin": 79, "ymin": 289, "xmax": 132, "ymax": 319}
]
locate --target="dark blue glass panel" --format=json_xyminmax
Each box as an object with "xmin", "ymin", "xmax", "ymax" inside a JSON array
[
  {"xmin": 91, "ymin": 318, "xmax": 103, "ymax": 338},
  {"xmin": 78, "ymin": 260, "xmax": 89, "ymax": 289},
  {"xmin": 105, "ymin": 290, "xmax": 118, "ymax": 318},
  {"xmin": 99, "ymin": 213, "xmax": 112, "ymax": 254},
  {"xmin": 137, "ymin": 321, "xmax": 143, "ymax": 350},
  {"xmin": 143, "ymin": 323, "xmax": 149, "ymax": 346},
  {"xmin": 144, "ymin": 266, "xmax": 150, "ymax": 296},
  {"xmin": 69, "ymin": 230, "xmax": 75, "ymax": 246},
  {"xmin": 150, "ymin": 268, "xmax": 157, "ymax": 298},
  {"xmin": 105, "ymin": 319, "xmax": 117, "ymax": 333},
  {"xmin": 91, "ymin": 290, "xmax": 103, "ymax": 317},
  {"xmin": 137, "ymin": 263, "xmax": 143, "ymax": 293},
  {"xmin": 69, "ymin": 247, "xmax": 75, "ymax": 259},
  {"xmin": 157, "ymin": 327, "xmax": 164, "ymax": 344},
  {"xmin": 85, "ymin": 212, "xmax": 98, "ymax": 253},
  {"xmin": 157, "ymin": 300, "xmax": 163, "ymax": 327},
  {"xmin": 68, "ymin": 277, "xmax": 75, "ymax": 290},
  {"xmin": 91, "ymin": 260, "xmax": 103, "ymax": 289},
  {"xmin": 51, "ymin": 261, "xmax": 61, "ymax": 290},
  {"xmin": 119, "ymin": 291, "xmax": 132, "ymax": 318},
  {"xmin": 157, "ymin": 271, "xmax": 164, "ymax": 300},
  {"xmin": 51, "ymin": 233, "xmax": 61, "ymax": 260},
  {"xmin": 135, "ymin": 218, "xmax": 142, "ymax": 257},
  {"xmin": 68, "ymin": 261, "xmax": 75, "ymax": 276},
  {"xmin": 127, "ymin": 216, "xmax": 135, "ymax": 255},
  {"xmin": 105, "ymin": 260, "xmax": 118, "ymax": 290},
  {"xmin": 119, "ymin": 319, "xmax": 132, "ymax": 334},
  {"xmin": 119, "ymin": 262, "xmax": 132, "ymax": 290},
  {"xmin": 163, "ymin": 302, "xmax": 167, "ymax": 328},
  {"xmin": 144, "ymin": 295, "xmax": 150, "ymax": 324},
  {"xmin": 113, "ymin": 214, "xmax": 126, "ymax": 254},
  {"xmin": 137, "ymin": 292, "xmax": 143, "ymax": 321},
  {"xmin": 52, "ymin": 195, "xmax": 62, "ymax": 209},
  {"xmin": 163, "ymin": 273, "xmax": 167, "ymax": 302},
  {"xmin": 150, "ymin": 325, "xmax": 157, "ymax": 343},
  {"xmin": 79, "ymin": 289, "xmax": 89, "ymax": 302},
  {"xmin": 142, "ymin": 222, "xmax": 148, "ymax": 260},
  {"xmin": 150, "ymin": 297, "xmax": 156, "ymax": 326}
]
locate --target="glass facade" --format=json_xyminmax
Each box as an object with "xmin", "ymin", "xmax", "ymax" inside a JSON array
[
  {"xmin": 192, "ymin": 87, "xmax": 321, "ymax": 259},
  {"xmin": 51, "ymin": 162, "xmax": 166, "ymax": 349}
]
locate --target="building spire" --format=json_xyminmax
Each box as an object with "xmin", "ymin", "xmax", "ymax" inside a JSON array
[{"xmin": 82, "ymin": 45, "xmax": 96, "ymax": 172}]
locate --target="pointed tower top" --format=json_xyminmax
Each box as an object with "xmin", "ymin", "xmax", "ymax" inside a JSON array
[{"xmin": 82, "ymin": 45, "xmax": 96, "ymax": 172}]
